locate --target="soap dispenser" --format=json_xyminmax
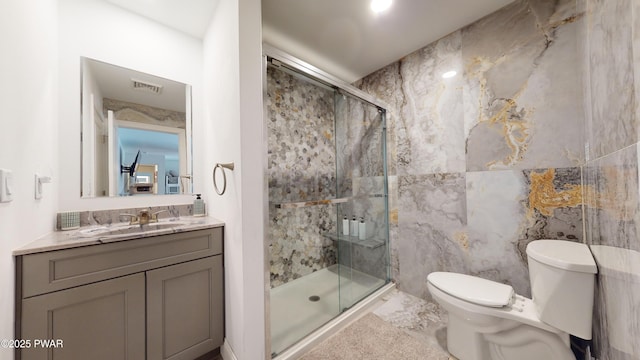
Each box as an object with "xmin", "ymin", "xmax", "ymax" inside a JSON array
[{"xmin": 193, "ymin": 194, "xmax": 206, "ymax": 217}]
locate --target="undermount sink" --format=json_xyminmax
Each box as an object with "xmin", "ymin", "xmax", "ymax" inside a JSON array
[{"xmin": 78, "ymin": 221, "xmax": 188, "ymax": 237}]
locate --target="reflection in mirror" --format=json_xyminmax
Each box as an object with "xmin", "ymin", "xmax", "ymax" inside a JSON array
[{"xmin": 81, "ymin": 57, "xmax": 192, "ymax": 197}]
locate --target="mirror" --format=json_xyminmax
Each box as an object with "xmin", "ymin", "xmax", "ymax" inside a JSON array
[{"xmin": 81, "ymin": 57, "xmax": 192, "ymax": 197}]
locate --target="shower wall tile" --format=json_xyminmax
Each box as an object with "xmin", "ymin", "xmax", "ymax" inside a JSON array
[
  {"xmin": 356, "ymin": 62, "xmax": 402, "ymax": 176},
  {"xmin": 387, "ymin": 175, "xmax": 400, "ymax": 282},
  {"xmin": 338, "ymin": 176, "xmax": 390, "ymax": 280},
  {"xmin": 584, "ymin": 0, "xmax": 638, "ymax": 160},
  {"xmin": 266, "ymin": 66, "xmax": 337, "ymax": 204},
  {"xmin": 266, "ymin": 66, "xmax": 339, "ymax": 286},
  {"xmin": 583, "ymin": 144, "xmax": 640, "ymax": 359},
  {"xmin": 335, "ymin": 95, "xmax": 386, "ymax": 196},
  {"xmin": 333, "ymin": 88, "xmax": 392, "ymax": 282},
  {"xmin": 269, "ymin": 206, "xmax": 337, "ymax": 288},
  {"xmin": 463, "ymin": 0, "xmax": 584, "ymax": 171},
  {"xmin": 350, "ymin": 176, "xmax": 388, "ymax": 240},
  {"xmin": 389, "ymin": 223, "xmax": 400, "ymax": 282},
  {"xmin": 387, "ymin": 175, "xmax": 398, "ymax": 226},
  {"xmin": 396, "ymin": 173, "xmax": 468, "ymax": 299},
  {"xmin": 267, "ymin": 63, "xmax": 392, "ymax": 288},
  {"xmin": 337, "ymin": 240, "xmax": 387, "ymax": 281}
]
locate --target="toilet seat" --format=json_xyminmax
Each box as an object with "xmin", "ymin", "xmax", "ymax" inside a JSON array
[
  {"xmin": 427, "ymin": 272, "xmax": 514, "ymax": 307},
  {"xmin": 426, "ymin": 273, "xmax": 563, "ymax": 335}
]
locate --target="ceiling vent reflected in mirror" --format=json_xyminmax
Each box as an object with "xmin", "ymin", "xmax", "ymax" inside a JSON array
[{"xmin": 131, "ymin": 78, "xmax": 163, "ymax": 95}]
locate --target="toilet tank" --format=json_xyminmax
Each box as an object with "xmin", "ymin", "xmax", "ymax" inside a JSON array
[{"xmin": 527, "ymin": 240, "xmax": 597, "ymax": 340}]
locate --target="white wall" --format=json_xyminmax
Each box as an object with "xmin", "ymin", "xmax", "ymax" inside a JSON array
[
  {"xmin": 202, "ymin": 0, "xmax": 266, "ymax": 358},
  {"xmin": 0, "ymin": 2, "xmax": 265, "ymax": 360},
  {"xmin": 0, "ymin": 0, "xmax": 58, "ymax": 359},
  {"xmin": 57, "ymin": 0, "xmax": 204, "ymax": 211}
]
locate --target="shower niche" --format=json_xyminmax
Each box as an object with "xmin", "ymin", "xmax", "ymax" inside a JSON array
[{"xmin": 265, "ymin": 49, "xmax": 390, "ymax": 356}]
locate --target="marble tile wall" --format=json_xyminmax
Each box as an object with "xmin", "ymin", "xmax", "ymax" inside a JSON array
[
  {"xmin": 267, "ymin": 65, "xmax": 391, "ymax": 288},
  {"xmin": 103, "ymin": 98, "xmax": 186, "ymax": 129},
  {"xmin": 56, "ymin": 204, "xmax": 193, "ymax": 229},
  {"xmin": 582, "ymin": 0, "xmax": 640, "ymax": 358},
  {"xmin": 584, "ymin": 144, "xmax": 640, "ymax": 360},
  {"xmin": 266, "ymin": 66, "xmax": 339, "ymax": 287},
  {"xmin": 266, "ymin": 0, "xmax": 640, "ymax": 355},
  {"xmin": 358, "ymin": 0, "xmax": 586, "ymax": 300}
]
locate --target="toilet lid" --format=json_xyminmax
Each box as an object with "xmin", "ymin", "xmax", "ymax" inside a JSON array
[{"xmin": 427, "ymin": 272, "xmax": 514, "ymax": 307}]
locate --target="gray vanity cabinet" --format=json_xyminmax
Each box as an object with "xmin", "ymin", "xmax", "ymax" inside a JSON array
[
  {"xmin": 16, "ymin": 227, "xmax": 224, "ymax": 360},
  {"xmin": 147, "ymin": 255, "xmax": 224, "ymax": 360},
  {"xmin": 20, "ymin": 273, "xmax": 146, "ymax": 360}
]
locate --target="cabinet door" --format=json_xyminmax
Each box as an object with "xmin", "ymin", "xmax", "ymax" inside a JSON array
[
  {"xmin": 21, "ymin": 273, "xmax": 145, "ymax": 360},
  {"xmin": 147, "ymin": 256, "xmax": 223, "ymax": 360}
]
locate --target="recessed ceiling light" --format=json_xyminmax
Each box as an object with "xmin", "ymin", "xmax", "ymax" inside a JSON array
[
  {"xmin": 370, "ymin": 0, "xmax": 392, "ymax": 13},
  {"xmin": 442, "ymin": 70, "xmax": 457, "ymax": 79}
]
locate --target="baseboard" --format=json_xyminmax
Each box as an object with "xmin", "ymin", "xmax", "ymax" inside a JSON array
[{"xmin": 221, "ymin": 339, "xmax": 238, "ymax": 360}]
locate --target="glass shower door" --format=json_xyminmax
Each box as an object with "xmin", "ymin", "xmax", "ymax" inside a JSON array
[
  {"xmin": 266, "ymin": 64, "xmax": 342, "ymax": 356},
  {"xmin": 334, "ymin": 93, "xmax": 389, "ymax": 311},
  {"xmin": 265, "ymin": 51, "xmax": 390, "ymax": 357}
]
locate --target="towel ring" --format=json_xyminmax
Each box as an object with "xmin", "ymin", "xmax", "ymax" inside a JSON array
[{"xmin": 213, "ymin": 162, "xmax": 235, "ymax": 195}]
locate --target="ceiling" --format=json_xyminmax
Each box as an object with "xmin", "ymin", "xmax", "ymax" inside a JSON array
[
  {"xmin": 262, "ymin": 0, "xmax": 515, "ymax": 82},
  {"xmin": 105, "ymin": 0, "xmax": 218, "ymax": 39},
  {"xmin": 103, "ymin": 0, "xmax": 514, "ymax": 83}
]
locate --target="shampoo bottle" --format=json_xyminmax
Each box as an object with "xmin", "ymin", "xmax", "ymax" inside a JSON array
[
  {"xmin": 193, "ymin": 194, "xmax": 205, "ymax": 217},
  {"xmin": 358, "ymin": 217, "xmax": 366, "ymax": 240},
  {"xmin": 342, "ymin": 216, "xmax": 349, "ymax": 236},
  {"xmin": 350, "ymin": 216, "xmax": 359, "ymax": 237}
]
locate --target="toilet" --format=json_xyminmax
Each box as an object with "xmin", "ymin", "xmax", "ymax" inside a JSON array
[{"xmin": 426, "ymin": 239, "xmax": 597, "ymax": 360}]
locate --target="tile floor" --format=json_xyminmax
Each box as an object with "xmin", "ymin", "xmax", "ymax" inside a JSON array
[{"xmin": 298, "ymin": 289, "xmax": 454, "ymax": 359}]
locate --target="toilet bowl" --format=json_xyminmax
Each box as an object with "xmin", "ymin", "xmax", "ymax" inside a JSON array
[{"xmin": 427, "ymin": 240, "xmax": 597, "ymax": 360}]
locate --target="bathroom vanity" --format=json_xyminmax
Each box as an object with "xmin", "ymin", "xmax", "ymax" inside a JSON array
[{"xmin": 13, "ymin": 218, "xmax": 224, "ymax": 360}]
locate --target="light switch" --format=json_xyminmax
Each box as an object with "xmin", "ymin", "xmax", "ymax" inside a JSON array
[
  {"xmin": 34, "ymin": 174, "xmax": 52, "ymax": 200},
  {"xmin": 0, "ymin": 169, "xmax": 14, "ymax": 203}
]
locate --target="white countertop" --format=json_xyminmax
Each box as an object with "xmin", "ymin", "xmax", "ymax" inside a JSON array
[{"xmin": 14, "ymin": 216, "xmax": 225, "ymax": 256}]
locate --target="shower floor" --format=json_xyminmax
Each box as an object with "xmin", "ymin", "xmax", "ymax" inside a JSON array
[{"xmin": 270, "ymin": 264, "xmax": 386, "ymax": 356}]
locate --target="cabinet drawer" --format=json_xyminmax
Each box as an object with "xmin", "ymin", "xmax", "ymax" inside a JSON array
[{"xmin": 20, "ymin": 227, "xmax": 222, "ymax": 298}]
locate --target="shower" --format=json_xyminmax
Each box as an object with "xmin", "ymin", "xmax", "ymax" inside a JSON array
[{"xmin": 264, "ymin": 46, "xmax": 391, "ymax": 357}]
